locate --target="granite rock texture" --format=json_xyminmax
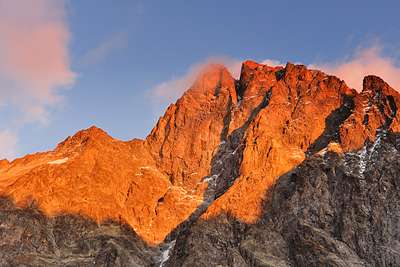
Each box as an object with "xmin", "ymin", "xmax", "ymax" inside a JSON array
[{"xmin": 0, "ymin": 61, "xmax": 399, "ymax": 266}]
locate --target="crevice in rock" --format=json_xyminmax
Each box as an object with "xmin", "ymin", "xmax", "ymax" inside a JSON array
[
  {"xmin": 385, "ymin": 94, "xmax": 398, "ymax": 128},
  {"xmin": 275, "ymin": 69, "xmax": 285, "ymax": 81},
  {"xmin": 306, "ymin": 94, "xmax": 355, "ymax": 157},
  {"xmin": 158, "ymin": 88, "xmax": 275, "ymax": 265}
]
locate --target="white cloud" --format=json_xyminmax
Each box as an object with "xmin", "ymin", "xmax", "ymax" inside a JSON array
[
  {"xmin": 80, "ymin": 31, "xmax": 129, "ymax": 66},
  {"xmin": 261, "ymin": 59, "xmax": 284, "ymax": 67},
  {"xmin": 309, "ymin": 43, "xmax": 400, "ymax": 92}
]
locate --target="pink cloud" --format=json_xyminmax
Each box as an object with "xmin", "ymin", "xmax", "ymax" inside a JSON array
[
  {"xmin": 0, "ymin": 130, "xmax": 18, "ymax": 160},
  {"xmin": 0, "ymin": 0, "xmax": 76, "ymax": 124},
  {"xmin": 309, "ymin": 44, "xmax": 400, "ymax": 92},
  {"xmin": 147, "ymin": 56, "xmax": 242, "ymax": 116},
  {"xmin": 0, "ymin": 0, "xmax": 75, "ymax": 160}
]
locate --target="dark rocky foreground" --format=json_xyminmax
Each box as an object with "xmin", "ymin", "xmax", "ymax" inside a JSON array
[
  {"xmin": 167, "ymin": 131, "xmax": 400, "ymax": 267},
  {"xmin": 0, "ymin": 197, "xmax": 154, "ymax": 266}
]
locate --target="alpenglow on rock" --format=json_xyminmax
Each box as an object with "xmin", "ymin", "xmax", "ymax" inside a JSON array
[{"xmin": 0, "ymin": 60, "xmax": 399, "ymax": 266}]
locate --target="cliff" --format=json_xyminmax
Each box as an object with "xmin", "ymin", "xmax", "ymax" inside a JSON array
[{"xmin": 0, "ymin": 60, "xmax": 398, "ymax": 266}]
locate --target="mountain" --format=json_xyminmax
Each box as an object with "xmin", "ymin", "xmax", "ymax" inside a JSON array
[{"xmin": 0, "ymin": 61, "xmax": 399, "ymax": 266}]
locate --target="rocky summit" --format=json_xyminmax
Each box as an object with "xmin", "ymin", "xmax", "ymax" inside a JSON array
[{"xmin": 0, "ymin": 60, "xmax": 399, "ymax": 266}]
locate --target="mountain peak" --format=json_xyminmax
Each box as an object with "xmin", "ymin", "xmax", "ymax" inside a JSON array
[
  {"xmin": 338, "ymin": 74, "xmax": 400, "ymax": 151},
  {"xmin": 362, "ymin": 75, "xmax": 398, "ymax": 97},
  {"xmin": 56, "ymin": 126, "xmax": 111, "ymax": 149},
  {"xmin": 241, "ymin": 59, "xmax": 262, "ymax": 70},
  {"xmin": 72, "ymin": 125, "xmax": 108, "ymax": 139},
  {"xmin": 363, "ymin": 75, "xmax": 386, "ymax": 89},
  {"xmin": 185, "ymin": 63, "xmax": 234, "ymax": 100},
  {"xmin": 0, "ymin": 60, "xmax": 400, "ymax": 266},
  {"xmin": 283, "ymin": 62, "xmax": 313, "ymax": 82}
]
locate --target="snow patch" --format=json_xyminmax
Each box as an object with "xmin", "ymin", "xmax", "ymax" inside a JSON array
[
  {"xmin": 140, "ymin": 166, "xmax": 158, "ymax": 171},
  {"xmin": 237, "ymin": 96, "xmax": 242, "ymax": 108},
  {"xmin": 203, "ymin": 174, "xmax": 219, "ymax": 186},
  {"xmin": 368, "ymin": 92, "xmax": 379, "ymax": 105},
  {"xmin": 231, "ymin": 146, "xmax": 240, "ymax": 155},
  {"xmin": 369, "ymin": 131, "xmax": 384, "ymax": 157},
  {"xmin": 48, "ymin": 158, "xmax": 69, "ymax": 165},
  {"xmin": 358, "ymin": 145, "xmax": 368, "ymax": 175},
  {"xmin": 289, "ymin": 148, "xmax": 304, "ymax": 159},
  {"xmin": 243, "ymin": 95, "xmax": 259, "ymax": 101},
  {"xmin": 159, "ymin": 240, "xmax": 176, "ymax": 267},
  {"xmin": 358, "ymin": 130, "xmax": 385, "ymax": 175},
  {"xmin": 317, "ymin": 147, "xmax": 328, "ymax": 156}
]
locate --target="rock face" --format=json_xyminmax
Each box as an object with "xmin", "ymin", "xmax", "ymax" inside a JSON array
[
  {"xmin": 0, "ymin": 126, "xmax": 173, "ymax": 245},
  {"xmin": 0, "ymin": 60, "xmax": 399, "ymax": 266},
  {"xmin": 0, "ymin": 196, "xmax": 153, "ymax": 266},
  {"xmin": 170, "ymin": 129, "xmax": 400, "ymax": 266}
]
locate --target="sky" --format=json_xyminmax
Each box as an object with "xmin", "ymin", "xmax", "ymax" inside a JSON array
[{"xmin": 1, "ymin": 0, "xmax": 400, "ymax": 160}]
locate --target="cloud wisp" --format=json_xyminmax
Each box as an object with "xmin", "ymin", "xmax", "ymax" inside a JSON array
[
  {"xmin": 147, "ymin": 45, "xmax": 400, "ymax": 123},
  {"xmin": 0, "ymin": 0, "xmax": 76, "ymax": 159},
  {"xmin": 310, "ymin": 44, "xmax": 400, "ymax": 92},
  {"xmin": 0, "ymin": 130, "xmax": 18, "ymax": 161},
  {"xmin": 147, "ymin": 56, "xmax": 290, "ymax": 118},
  {"xmin": 80, "ymin": 31, "xmax": 129, "ymax": 66},
  {"xmin": 147, "ymin": 56, "xmax": 243, "ymax": 117},
  {"xmin": 261, "ymin": 59, "xmax": 284, "ymax": 67}
]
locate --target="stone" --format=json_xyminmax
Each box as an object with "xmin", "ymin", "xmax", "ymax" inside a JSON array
[{"xmin": 0, "ymin": 60, "xmax": 399, "ymax": 266}]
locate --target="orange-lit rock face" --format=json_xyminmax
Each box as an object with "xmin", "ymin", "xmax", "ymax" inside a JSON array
[
  {"xmin": 202, "ymin": 61, "xmax": 358, "ymax": 222},
  {"xmin": 339, "ymin": 75, "xmax": 400, "ymax": 151},
  {"xmin": 142, "ymin": 64, "xmax": 238, "ymax": 242},
  {"xmin": 0, "ymin": 127, "xmax": 172, "ymax": 244},
  {"xmin": 203, "ymin": 66, "xmax": 400, "ymax": 224},
  {"xmin": 145, "ymin": 63, "xmax": 237, "ymax": 187},
  {"xmin": 0, "ymin": 64, "xmax": 238, "ymax": 245},
  {"xmin": 1, "ymin": 61, "xmax": 399, "ymax": 246}
]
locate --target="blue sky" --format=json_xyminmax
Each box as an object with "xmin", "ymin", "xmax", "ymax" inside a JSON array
[{"xmin": 1, "ymin": 0, "xmax": 400, "ymax": 159}]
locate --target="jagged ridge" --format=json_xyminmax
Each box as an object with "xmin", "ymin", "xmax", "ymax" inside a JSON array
[{"xmin": 0, "ymin": 60, "xmax": 399, "ymax": 266}]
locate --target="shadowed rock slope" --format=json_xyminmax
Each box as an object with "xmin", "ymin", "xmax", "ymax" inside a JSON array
[{"xmin": 0, "ymin": 61, "xmax": 399, "ymax": 266}]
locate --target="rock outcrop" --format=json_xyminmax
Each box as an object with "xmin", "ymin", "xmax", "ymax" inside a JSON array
[
  {"xmin": 166, "ymin": 65, "xmax": 400, "ymax": 267},
  {"xmin": 0, "ymin": 196, "xmax": 154, "ymax": 266},
  {"xmin": 169, "ymin": 127, "xmax": 400, "ymax": 266},
  {"xmin": 0, "ymin": 126, "xmax": 173, "ymax": 245},
  {"xmin": 0, "ymin": 60, "xmax": 399, "ymax": 266}
]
